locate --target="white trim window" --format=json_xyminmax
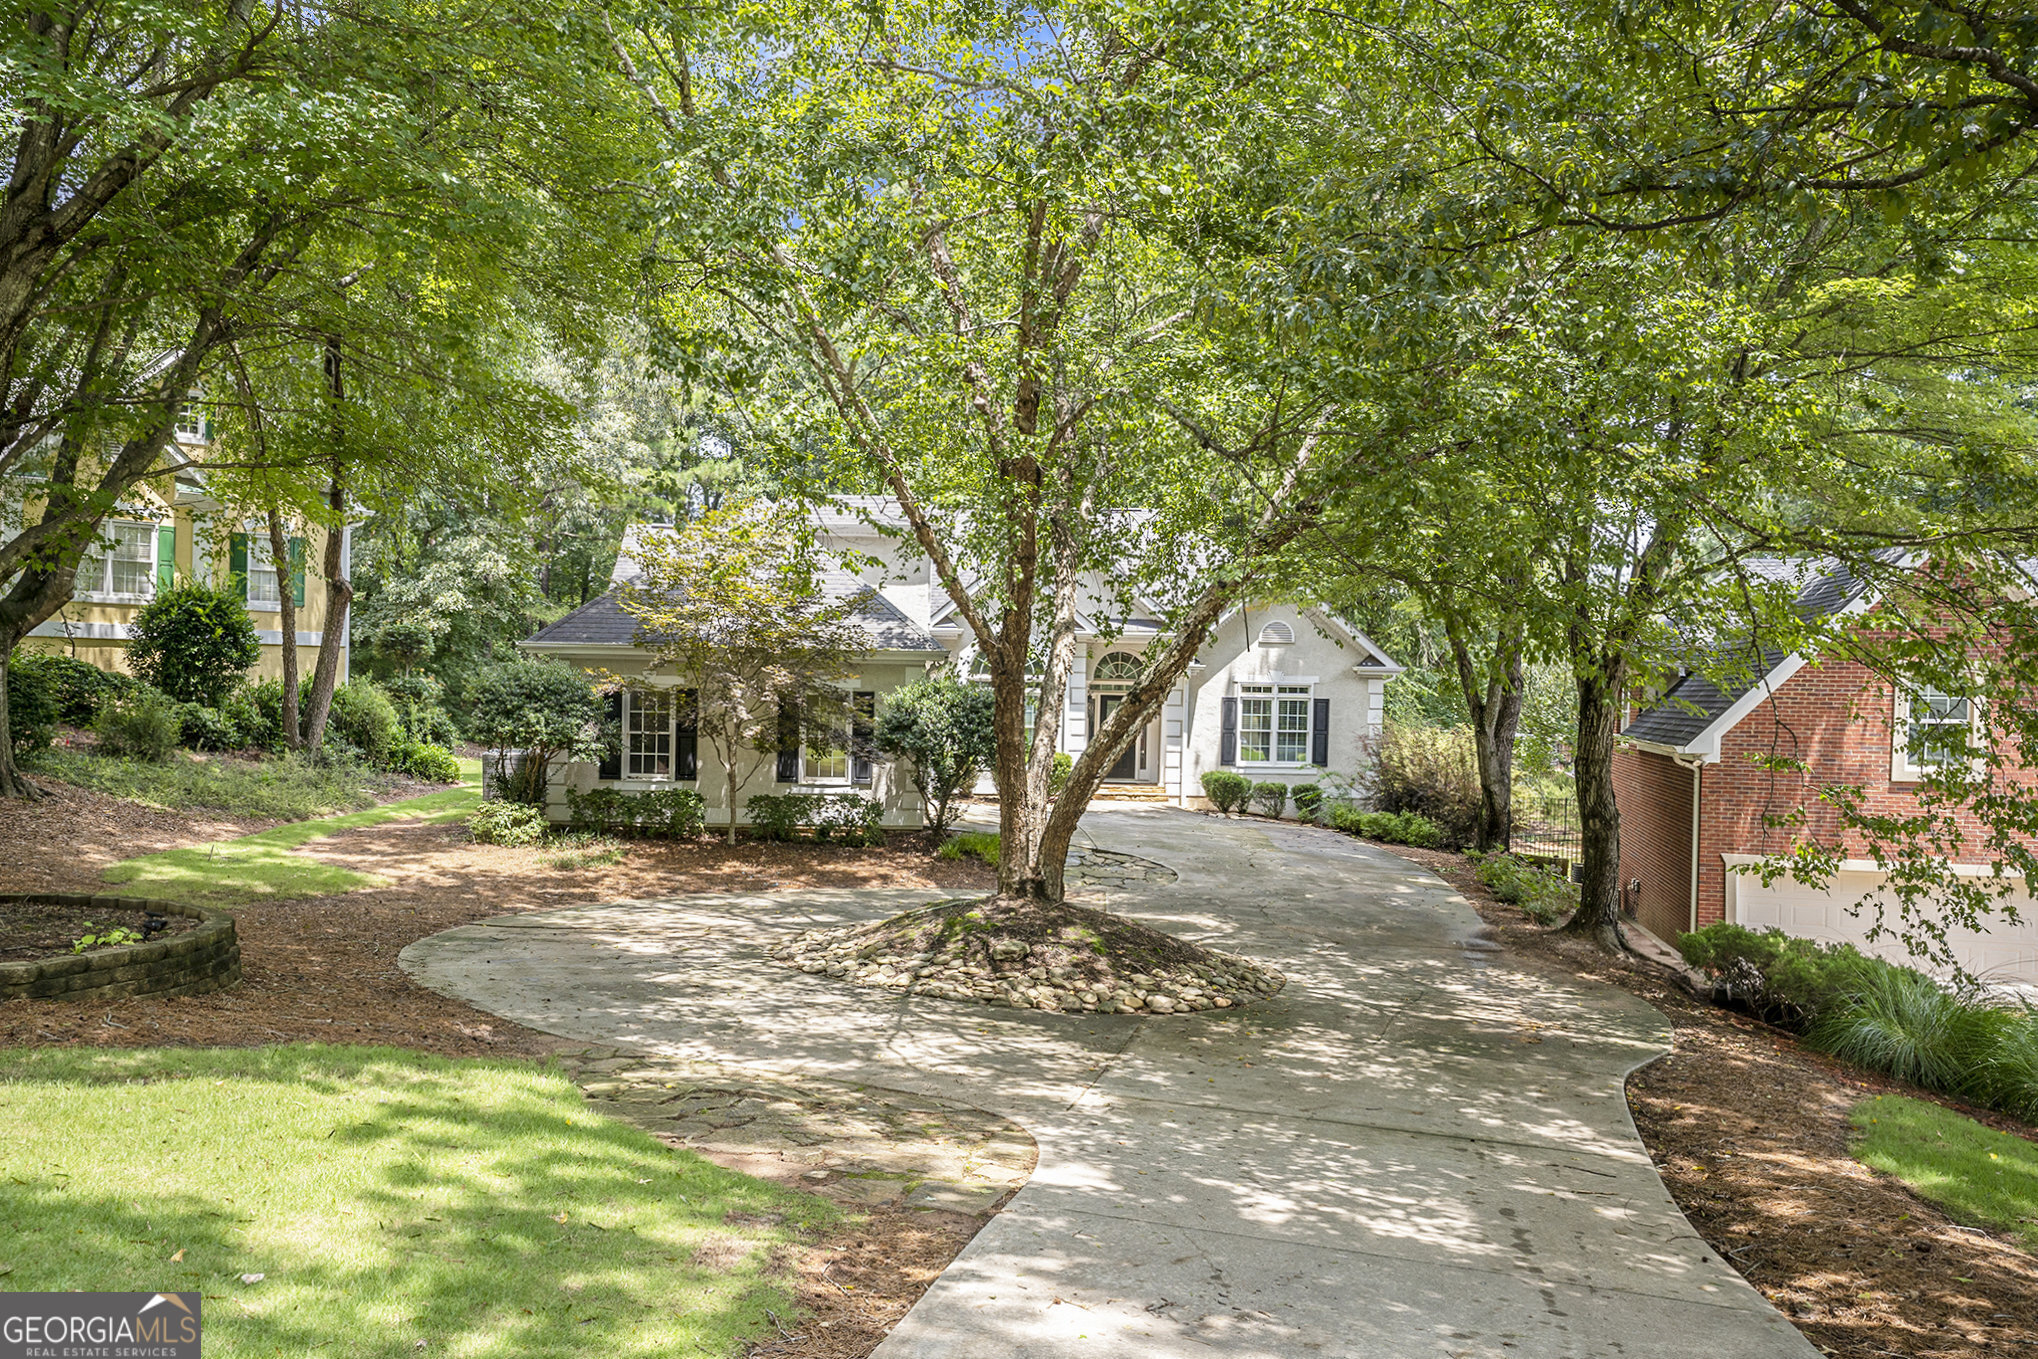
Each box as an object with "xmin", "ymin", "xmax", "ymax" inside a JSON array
[
  {"xmin": 245, "ymin": 535, "xmax": 282, "ymax": 606},
  {"xmin": 175, "ymin": 401, "xmax": 208, "ymax": 443},
  {"xmin": 1238, "ymin": 683, "xmax": 1313, "ymax": 764},
  {"xmin": 626, "ymin": 689, "xmax": 675, "ymax": 779},
  {"xmin": 1894, "ymin": 685, "xmax": 1980, "ymax": 781},
  {"xmin": 77, "ymin": 521, "xmax": 156, "ymax": 600},
  {"xmin": 804, "ymin": 728, "xmax": 850, "ymax": 783}
]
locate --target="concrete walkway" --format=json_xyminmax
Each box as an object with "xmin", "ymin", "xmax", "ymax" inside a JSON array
[{"xmin": 400, "ymin": 810, "xmax": 1816, "ymax": 1358}]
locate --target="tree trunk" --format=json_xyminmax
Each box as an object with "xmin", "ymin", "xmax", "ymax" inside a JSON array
[
  {"xmin": 267, "ymin": 509, "xmax": 301, "ymax": 750},
  {"xmin": 1446, "ymin": 616, "xmax": 1527, "ymax": 852},
  {"xmin": 0, "ymin": 635, "xmax": 45, "ymax": 799},
  {"xmin": 301, "ymin": 479, "xmax": 353, "ymax": 756},
  {"xmin": 1563, "ymin": 662, "xmax": 1627, "ymax": 950}
]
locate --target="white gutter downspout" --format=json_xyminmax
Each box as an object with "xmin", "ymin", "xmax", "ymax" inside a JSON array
[{"xmin": 1673, "ymin": 752, "xmax": 1704, "ymax": 933}]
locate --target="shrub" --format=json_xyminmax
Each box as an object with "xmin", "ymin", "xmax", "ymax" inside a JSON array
[
  {"xmin": 745, "ymin": 792, "xmax": 808, "ymax": 842},
  {"xmin": 1676, "ymin": 923, "xmax": 1882, "ymax": 1030},
  {"xmin": 172, "ymin": 701, "xmax": 243, "ymax": 752},
  {"xmin": 936, "ymin": 830, "xmax": 1001, "ymax": 866},
  {"xmin": 381, "ymin": 672, "xmax": 459, "ymax": 747},
  {"xmin": 465, "ymin": 660, "xmax": 607, "ymax": 805},
  {"xmin": 812, "ymin": 793, "xmax": 885, "ymax": 848},
  {"xmin": 393, "ymin": 741, "xmax": 462, "ymax": 784},
  {"xmin": 1048, "ymin": 751, "xmax": 1073, "ymax": 799},
  {"xmin": 11, "ymin": 651, "xmax": 142, "ymax": 733},
  {"xmin": 1472, "ymin": 852, "xmax": 1577, "ymax": 926},
  {"xmin": 4, "ymin": 651, "xmax": 61, "ymax": 756},
  {"xmin": 1291, "ymin": 782, "xmax": 1325, "ymax": 823},
  {"xmin": 326, "ymin": 680, "xmax": 402, "ymax": 766},
  {"xmin": 1201, "ymin": 770, "xmax": 1251, "ymax": 813},
  {"xmin": 638, "ymin": 788, "xmax": 708, "ymax": 838},
  {"xmin": 540, "ymin": 833, "xmax": 628, "ymax": 871},
  {"xmin": 1327, "ymin": 805, "xmax": 1445, "ymax": 848},
  {"xmin": 227, "ymin": 679, "xmax": 286, "ymax": 750},
  {"xmin": 1251, "ymin": 781, "xmax": 1289, "ymax": 818},
  {"xmin": 873, "ymin": 677, "xmax": 994, "ymax": 832},
  {"xmin": 1370, "ymin": 723, "xmax": 1482, "ymax": 848},
  {"xmin": 92, "ymin": 690, "xmax": 180, "ymax": 762},
  {"xmin": 127, "ymin": 580, "xmax": 262, "ymax": 706},
  {"xmin": 467, "ymin": 799, "xmax": 548, "ymax": 847}
]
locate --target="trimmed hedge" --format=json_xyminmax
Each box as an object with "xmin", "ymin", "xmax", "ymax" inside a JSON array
[
  {"xmin": 1251, "ymin": 781, "xmax": 1289, "ymax": 818},
  {"xmin": 743, "ymin": 792, "xmax": 884, "ymax": 847},
  {"xmin": 1291, "ymin": 782, "xmax": 1325, "ymax": 823},
  {"xmin": 1326, "ymin": 805, "xmax": 1445, "ymax": 849},
  {"xmin": 1200, "ymin": 770, "xmax": 1251, "ymax": 813},
  {"xmin": 467, "ymin": 800, "xmax": 548, "ymax": 847},
  {"xmin": 566, "ymin": 786, "xmax": 707, "ymax": 839}
]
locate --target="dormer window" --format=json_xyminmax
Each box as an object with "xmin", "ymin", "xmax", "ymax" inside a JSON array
[
  {"xmin": 1258, "ymin": 620, "xmax": 1295, "ymax": 646},
  {"xmin": 174, "ymin": 397, "xmax": 208, "ymax": 443}
]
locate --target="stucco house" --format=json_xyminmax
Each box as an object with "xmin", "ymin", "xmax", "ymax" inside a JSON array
[
  {"xmin": 10, "ymin": 410, "xmax": 352, "ymax": 682},
  {"xmin": 1614, "ymin": 558, "xmax": 2038, "ymax": 983},
  {"xmin": 518, "ymin": 501, "xmax": 1402, "ymax": 827}
]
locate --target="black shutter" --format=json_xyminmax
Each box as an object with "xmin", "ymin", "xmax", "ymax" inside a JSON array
[
  {"xmin": 1311, "ymin": 697, "xmax": 1330, "ymax": 767},
  {"xmin": 597, "ymin": 691, "xmax": 623, "ymax": 780},
  {"xmin": 676, "ymin": 687, "xmax": 698, "ymax": 780},
  {"xmin": 1220, "ymin": 696, "xmax": 1238, "ymax": 766},
  {"xmin": 851, "ymin": 690, "xmax": 875, "ymax": 785},
  {"xmin": 776, "ymin": 699, "xmax": 801, "ymax": 782}
]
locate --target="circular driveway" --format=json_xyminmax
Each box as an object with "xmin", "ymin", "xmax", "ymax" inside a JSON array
[{"xmin": 401, "ymin": 810, "xmax": 1816, "ymax": 1358}]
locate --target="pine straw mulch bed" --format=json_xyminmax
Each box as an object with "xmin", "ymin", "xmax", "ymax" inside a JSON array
[
  {"xmin": 0, "ymin": 776, "xmax": 272, "ymax": 896},
  {"xmin": 1375, "ymin": 838, "xmax": 2038, "ymax": 1359},
  {"xmin": 772, "ymin": 894, "xmax": 1285, "ymax": 1014}
]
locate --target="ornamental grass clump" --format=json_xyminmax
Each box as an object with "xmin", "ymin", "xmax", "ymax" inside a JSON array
[{"xmin": 1679, "ymin": 921, "xmax": 2038, "ymax": 1118}]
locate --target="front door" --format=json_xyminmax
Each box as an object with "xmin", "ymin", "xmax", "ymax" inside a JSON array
[{"xmin": 1095, "ymin": 695, "xmax": 1137, "ymax": 780}]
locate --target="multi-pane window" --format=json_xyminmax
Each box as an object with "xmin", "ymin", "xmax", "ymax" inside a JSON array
[
  {"xmin": 175, "ymin": 402, "xmax": 207, "ymax": 442},
  {"xmin": 805, "ymin": 727, "xmax": 850, "ymax": 782},
  {"xmin": 627, "ymin": 690, "xmax": 673, "ymax": 778},
  {"xmin": 1907, "ymin": 687, "xmax": 1974, "ymax": 769},
  {"xmin": 1276, "ymin": 684, "xmax": 1311, "ymax": 762},
  {"xmin": 1239, "ymin": 683, "xmax": 1311, "ymax": 763},
  {"xmin": 77, "ymin": 522, "xmax": 154, "ymax": 598},
  {"xmin": 245, "ymin": 536, "xmax": 281, "ymax": 605}
]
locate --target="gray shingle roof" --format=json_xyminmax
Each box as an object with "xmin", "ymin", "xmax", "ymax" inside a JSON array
[
  {"xmin": 1622, "ymin": 557, "xmax": 1885, "ymax": 750},
  {"xmin": 523, "ymin": 571, "xmax": 944, "ymax": 654}
]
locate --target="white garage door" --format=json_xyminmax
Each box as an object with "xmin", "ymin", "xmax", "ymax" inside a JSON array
[{"xmin": 1731, "ymin": 865, "xmax": 2038, "ymax": 985}]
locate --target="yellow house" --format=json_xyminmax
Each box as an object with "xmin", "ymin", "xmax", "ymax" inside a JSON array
[{"xmin": 15, "ymin": 421, "xmax": 352, "ymax": 682}]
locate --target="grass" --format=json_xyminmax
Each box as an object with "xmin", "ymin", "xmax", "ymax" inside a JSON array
[
  {"xmin": 26, "ymin": 745, "xmax": 424, "ymax": 822},
  {"xmin": 540, "ymin": 833, "xmax": 629, "ymax": 871},
  {"xmin": 935, "ymin": 830, "xmax": 1000, "ymax": 866},
  {"xmin": 102, "ymin": 767, "xmax": 482, "ymax": 908},
  {"xmin": 0, "ymin": 1045, "xmax": 831, "ymax": 1358},
  {"xmin": 1852, "ymin": 1094, "xmax": 2038, "ymax": 1249}
]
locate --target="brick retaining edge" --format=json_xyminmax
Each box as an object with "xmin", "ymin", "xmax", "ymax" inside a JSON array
[{"xmin": 0, "ymin": 893, "xmax": 241, "ymax": 1002}]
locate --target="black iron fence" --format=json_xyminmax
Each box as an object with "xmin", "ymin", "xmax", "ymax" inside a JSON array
[{"xmin": 1515, "ymin": 793, "xmax": 1581, "ymax": 865}]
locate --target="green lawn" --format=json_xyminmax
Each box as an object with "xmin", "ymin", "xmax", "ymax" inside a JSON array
[
  {"xmin": 1852, "ymin": 1094, "xmax": 2038, "ymax": 1248},
  {"xmin": 0, "ymin": 1045, "xmax": 831, "ymax": 1357},
  {"xmin": 102, "ymin": 768, "xmax": 482, "ymax": 907},
  {"xmin": 28, "ymin": 746, "xmax": 425, "ymax": 823}
]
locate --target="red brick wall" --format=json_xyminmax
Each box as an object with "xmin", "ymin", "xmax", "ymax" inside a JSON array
[
  {"xmin": 1613, "ymin": 746, "xmax": 1697, "ymax": 941},
  {"xmin": 1692, "ymin": 656, "xmax": 2030, "ymax": 928}
]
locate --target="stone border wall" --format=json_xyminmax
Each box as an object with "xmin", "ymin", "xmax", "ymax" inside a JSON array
[{"xmin": 0, "ymin": 894, "xmax": 240, "ymax": 1002}]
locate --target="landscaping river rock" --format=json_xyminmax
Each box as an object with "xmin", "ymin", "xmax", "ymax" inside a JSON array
[{"xmin": 769, "ymin": 895, "xmax": 1284, "ymax": 1015}]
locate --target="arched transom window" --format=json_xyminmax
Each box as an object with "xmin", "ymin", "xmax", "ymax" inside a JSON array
[{"xmin": 1092, "ymin": 651, "xmax": 1141, "ymax": 689}]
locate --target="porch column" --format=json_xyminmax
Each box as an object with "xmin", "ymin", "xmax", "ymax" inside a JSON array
[
  {"xmin": 1065, "ymin": 652, "xmax": 1088, "ymax": 754},
  {"xmin": 1162, "ymin": 680, "xmax": 1187, "ymax": 802}
]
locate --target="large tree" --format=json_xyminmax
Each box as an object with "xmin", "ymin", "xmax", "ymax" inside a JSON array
[
  {"xmin": 0, "ymin": 0, "xmax": 650, "ymax": 790},
  {"xmin": 610, "ymin": 1, "xmax": 1428, "ymax": 902}
]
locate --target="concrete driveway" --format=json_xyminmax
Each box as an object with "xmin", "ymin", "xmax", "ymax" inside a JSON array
[{"xmin": 400, "ymin": 809, "xmax": 1816, "ymax": 1357}]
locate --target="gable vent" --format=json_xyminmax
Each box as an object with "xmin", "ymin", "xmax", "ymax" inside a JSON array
[{"xmin": 1258, "ymin": 620, "xmax": 1295, "ymax": 646}]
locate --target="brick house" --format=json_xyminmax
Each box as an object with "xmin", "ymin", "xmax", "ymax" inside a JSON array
[{"xmin": 1613, "ymin": 559, "xmax": 2038, "ymax": 983}]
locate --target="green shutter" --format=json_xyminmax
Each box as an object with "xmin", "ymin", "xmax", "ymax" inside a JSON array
[
  {"xmin": 229, "ymin": 533, "xmax": 248, "ymax": 599},
  {"xmin": 156, "ymin": 523, "xmax": 175, "ymax": 591},
  {"xmin": 288, "ymin": 536, "xmax": 306, "ymax": 607}
]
